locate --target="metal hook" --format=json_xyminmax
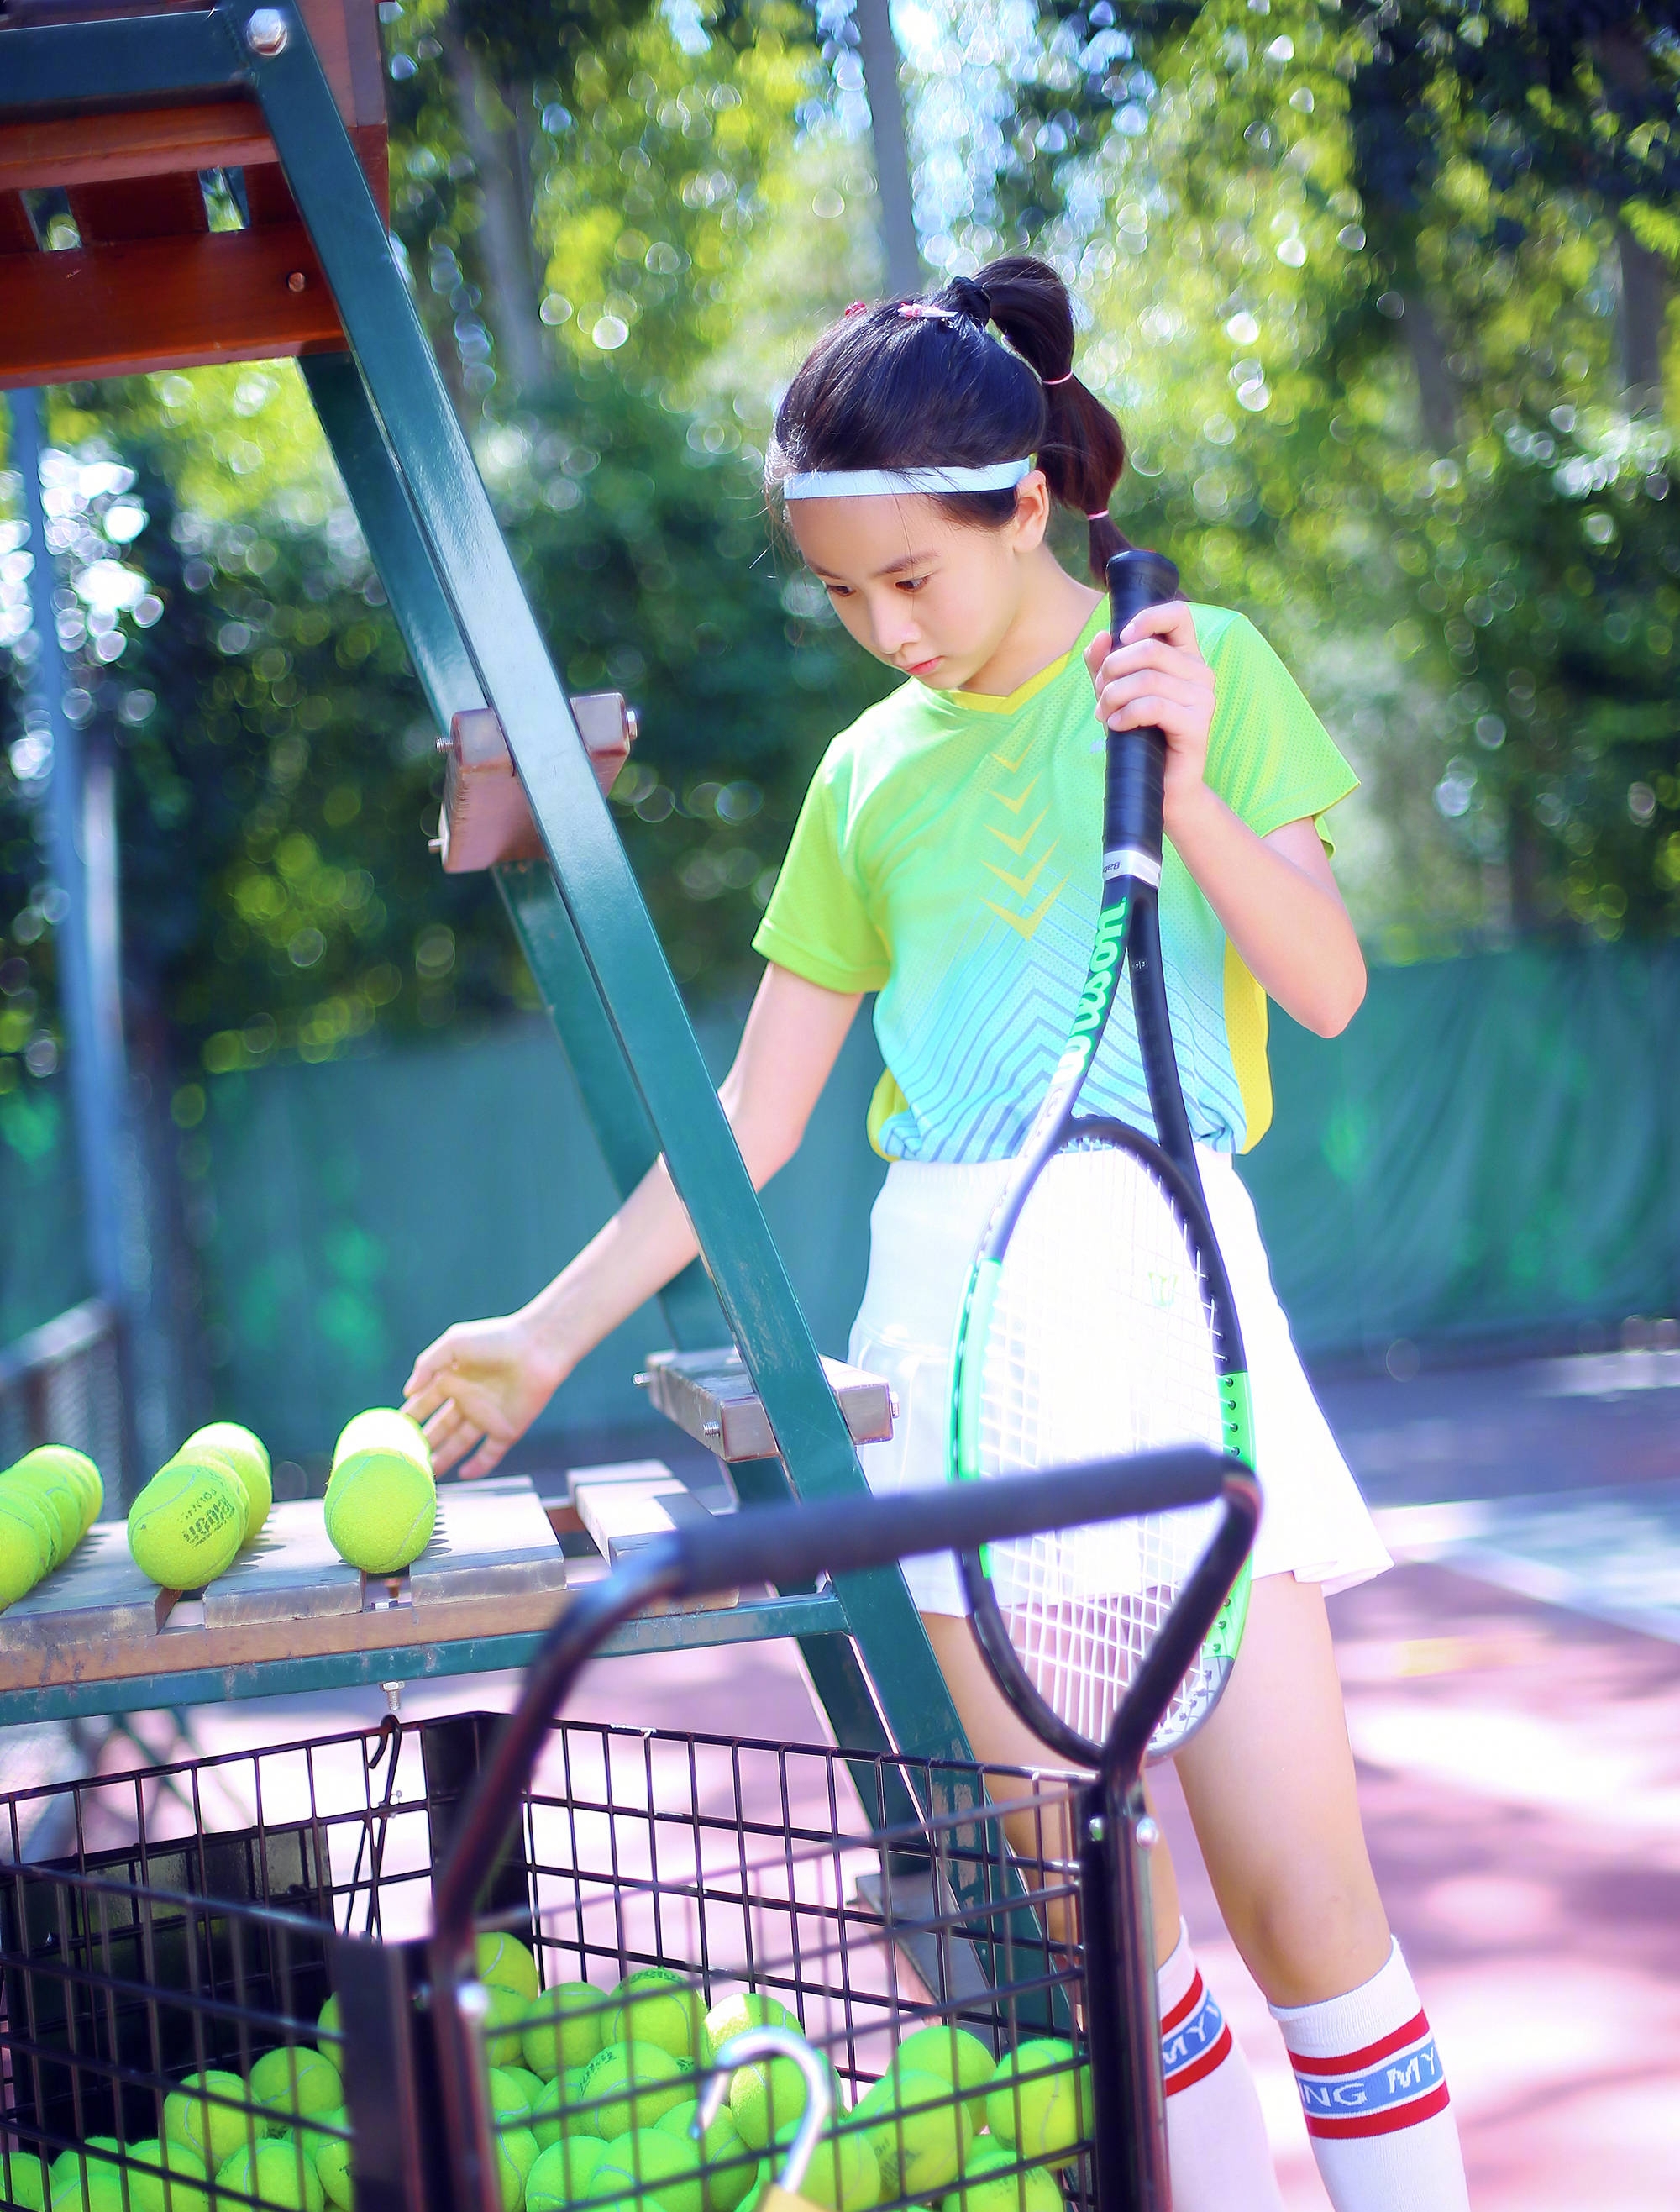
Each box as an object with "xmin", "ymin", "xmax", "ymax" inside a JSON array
[{"xmin": 695, "ymin": 2027, "xmax": 831, "ymax": 2195}]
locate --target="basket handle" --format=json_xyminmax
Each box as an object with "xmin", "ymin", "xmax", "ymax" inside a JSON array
[{"xmin": 430, "ymin": 1446, "xmax": 1232, "ymax": 1952}]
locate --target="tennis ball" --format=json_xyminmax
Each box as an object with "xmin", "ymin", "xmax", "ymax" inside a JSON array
[
  {"xmin": 486, "ymin": 2067, "xmax": 547, "ymax": 2126},
  {"xmin": 317, "ymin": 1994, "xmax": 342, "ymax": 2047},
  {"xmin": 182, "ymin": 1424, "xmax": 272, "ymax": 1534},
  {"xmin": 526, "ymin": 2067, "xmax": 590, "ymax": 2151},
  {"xmin": 941, "ymin": 2146, "xmax": 1065, "ymax": 2212},
  {"xmin": 850, "ymin": 2068, "xmax": 972, "ymax": 2199},
  {"xmin": 765, "ymin": 2119, "xmax": 879, "ymax": 2212},
  {"xmin": 46, "ymin": 2142, "xmax": 120, "ymax": 2212},
  {"xmin": 1, "ymin": 2148, "xmax": 50, "ymax": 2212},
  {"xmin": 522, "ymin": 1981, "xmax": 606, "ymax": 2078},
  {"xmin": 700, "ymin": 1992, "xmax": 801, "ymax": 2068},
  {"xmin": 589, "ymin": 2125, "xmax": 707, "ymax": 2212},
  {"xmin": 251, "ymin": 2044, "xmax": 344, "ymax": 2127},
  {"xmin": 577, "ymin": 2041, "xmax": 690, "ymax": 2140},
  {"xmin": 311, "ymin": 2115, "xmax": 354, "ymax": 2212},
  {"xmin": 607, "ymin": 1968, "xmax": 704, "ymax": 2064},
  {"xmin": 655, "ymin": 2101, "xmax": 755, "ymax": 2212},
  {"xmin": 727, "ymin": 2043, "xmax": 830, "ymax": 2155},
  {"xmin": 17, "ymin": 1445, "xmax": 103, "ymax": 1536},
  {"xmin": 165, "ymin": 2069, "xmax": 259, "ymax": 2170},
  {"xmin": 217, "ymin": 2140, "xmax": 324, "ymax": 2212},
  {"xmin": 15, "ymin": 1446, "xmax": 102, "ymax": 1537},
  {"xmin": 129, "ymin": 1462, "xmax": 246, "ymax": 1589},
  {"xmin": 491, "ymin": 2124, "xmax": 538, "ymax": 2212},
  {"xmin": 9, "ymin": 1455, "xmax": 82, "ymax": 1561},
  {"xmin": 984, "ymin": 2043, "xmax": 1090, "ymax": 2161},
  {"xmin": 475, "ymin": 1931, "xmax": 540, "ymax": 2004},
  {"xmin": 125, "ymin": 2138, "xmax": 211, "ymax": 2212},
  {"xmin": 331, "ymin": 1410, "xmax": 432, "ymax": 1484},
  {"xmin": 893, "ymin": 2027, "xmax": 996, "ymax": 2116},
  {"xmin": 523, "ymin": 2135, "xmax": 614, "ymax": 2212},
  {"xmin": 0, "ymin": 1489, "xmax": 48, "ymax": 1605},
  {"xmin": 323, "ymin": 1450, "xmax": 435, "ymax": 1575}
]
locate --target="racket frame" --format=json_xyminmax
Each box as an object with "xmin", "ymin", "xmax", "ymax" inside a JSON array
[{"xmin": 949, "ymin": 549, "xmax": 1257, "ymax": 1770}]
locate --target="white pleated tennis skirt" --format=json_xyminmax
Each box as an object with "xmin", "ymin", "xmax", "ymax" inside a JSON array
[{"xmin": 848, "ymin": 1149, "xmax": 1392, "ymax": 1616}]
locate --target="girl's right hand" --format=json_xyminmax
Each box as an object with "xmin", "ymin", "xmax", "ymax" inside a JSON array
[{"xmin": 402, "ymin": 1311, "xmax": 570, "ymax": 1479}]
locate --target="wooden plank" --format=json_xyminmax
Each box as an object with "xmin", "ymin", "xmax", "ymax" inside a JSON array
[
  {"xmin": 0, "ymin": 223, "xmax": 345, "ymax": 386},
  {"xmin": 408, "ymin": 1475, "xmax": 569, "ymax": 1610},
  {"xmin": 0, "ymin": 1521, "xmax": 164, "ymax": 1657},
  {"xmin": 202, "ymin": 1499, "xmax": 363, "ymax": 1628},
  {"xmin": 570, "ymin": 1469, "xmax": 737, "ymax": 1611},
  {"xmin": 67, "ymin": 173, "xmax": 207, "ymax": 244},
  {"xmin": 0, "ymin": 108, "xmax": 387, "ymax": 202},
  {"xmin": 0, "ymin": 193, "xmax": 37, "ymax": 254}
]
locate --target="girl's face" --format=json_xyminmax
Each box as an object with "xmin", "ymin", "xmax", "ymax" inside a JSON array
[{"xmin": 787, "ymin": 474, "xmax": 1052, "ymax": 691}]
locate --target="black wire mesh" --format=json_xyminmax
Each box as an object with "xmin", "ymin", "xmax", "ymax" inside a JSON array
[
  {"xmin": 0, "ymin": 1712, "xmax": 1096, "ymax": 2212},
  {"xmin": 0, "ymin": 1301, "xmax": 125, "ymax": 1498}
]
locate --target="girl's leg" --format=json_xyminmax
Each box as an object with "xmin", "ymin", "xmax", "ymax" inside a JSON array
[
  {"xmin": 921, "ymin": 1614, "xmax": 1282, "ymax": 2212},
  {"xmin": 1176, "ymin": 1572, "xmax": 1469, "ymax": 2210}
]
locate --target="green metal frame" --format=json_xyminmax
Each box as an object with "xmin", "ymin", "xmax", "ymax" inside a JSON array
[{"xmin": 0, "ymin": 5, "xmax": 972, "ymax": 1779}]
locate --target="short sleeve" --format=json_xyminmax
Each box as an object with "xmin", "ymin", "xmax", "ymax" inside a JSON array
[
  {"xmin": 752, "ymin": 751, "xmax": 891, "ymax": 992},
  {"xmin": 1197, "ymin": 612, "xmax": 1357, "ymax": 839}
]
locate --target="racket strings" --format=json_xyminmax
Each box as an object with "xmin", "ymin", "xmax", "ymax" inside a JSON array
[{"xmin": 977, "ymin": 1141, "xmax": 1227, "ymax": 1749}]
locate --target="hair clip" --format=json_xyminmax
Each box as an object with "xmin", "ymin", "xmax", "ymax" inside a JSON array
[
  {"xmin": 843, "ymin": 301, "xmax": 869, "ymax": 318},
  {"xmin": 1086, "ymin": 507, "xmax": 1110, "ymax": 522},
  {"xmin": 898, "ymin": 302, "xmax": 957, "ymax": 322},
  {"xmin": 1042, "ymin": 370, "xmax": 1077, "ymax": 386}
]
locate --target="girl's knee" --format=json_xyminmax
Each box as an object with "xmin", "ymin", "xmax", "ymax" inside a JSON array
[{"xmin": 1226, "ymin": 1879, "xmax": 1391, "ymax": 2009}]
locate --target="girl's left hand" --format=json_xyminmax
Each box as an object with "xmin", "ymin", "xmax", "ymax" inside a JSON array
[{"xmin": 1084, "ymin": 602, "xmax": 1215, "ymax": 830}]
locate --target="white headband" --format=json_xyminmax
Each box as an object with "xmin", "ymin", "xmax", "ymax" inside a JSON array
[{"xmin": 781, "ymin": 459, "xmax": 1032, "ymax": 502}]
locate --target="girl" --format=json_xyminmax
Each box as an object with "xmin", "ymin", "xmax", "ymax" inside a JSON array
[{"xmin": 404, "ymin": 258, "xmax": 1471, "ymax": 2212}]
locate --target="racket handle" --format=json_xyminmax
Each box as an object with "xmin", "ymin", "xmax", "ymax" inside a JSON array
[{"xmin": 1103, "ymin": 549, "xmax": 1181, "ymax": 867}]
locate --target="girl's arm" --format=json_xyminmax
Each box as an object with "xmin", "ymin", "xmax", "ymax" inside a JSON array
[
  {"xmin": 1085, "ymin": 607, "xmax": 1366, "ymax": 1036},
  {"xmin": 403, "ymin": 964, "xmax": 864, "ymax": 1476}
]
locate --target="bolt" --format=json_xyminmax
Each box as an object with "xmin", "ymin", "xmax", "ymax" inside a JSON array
[
  {"xmin": 286, "ymin": 271, "xmax": 307, "ymax": 293},
  {"xmin": 1087, "ymin": 1816, "xmax": 1105, "ymax": 1842},
  {"xmin": 1136, "ymin": 1815, "xmax": 1160, "ymax": 1851},
  {"xmin": 381, "ymin": 1680, "xmax": 402, "ymax": 1715},
  {"xmin": 245, "ymin": 8, "xmax": 290, "ymax": 56}
]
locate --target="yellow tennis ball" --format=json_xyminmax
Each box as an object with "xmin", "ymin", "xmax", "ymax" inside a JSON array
[
  {"xmin": 492, "ymin": 2124, "xmax": 538, "ymax": 2212},
  {"xmin": 1, "ymin": 2147, "xmax": 50, "ymax": 2211},
  {"xmin": 0, "ymin": 1489, "xmax": 49, "ymax": 1605},
  {"xmin": 310, "ymin": 2115, "xmax": 353, "ymax": 2212},
  {"xmin": 216, "ymin": 2140, "xmax": 324, "ymax": 2212},
  {"xmin": 591, "ymin": 2125, "xmax": 707, "ymax": 2212},
  {"xmin": 323, "ymin": 1450, "xmax": 435, "ymax": 1575},
  {"xmin": 475, "ymin": 1930, "xmax": 540, "ymax": 2004},
  {"xmin": 608, "ymin": 1968, "xmax": 704, "ymax": 2063},
  {"xmin": 766, "ymin": 2120, "xmax": 879, "ymax": 2212},
  {"xmin": 317, "ymin": 1993, "xmax": 342, "ymax": 2046},
  {"xmin": 524, "ymin": 2136, "xmax": 612, "ymax": 2212},
  {"xmin": 700, "ymin": 1991, "xmax": 802, "ymax": 2068},
  {"xmin": 660, "ymin": 2102, "xmax": 755, "ymax": 2212},
  {"xmin": 125, "ymin": 2137, "xmax": 211, "ymax": 2212},
  {"xmin": 727, "ymin": 2043, "xmax": 833, "ymax": 2156},
  {"xmin": 8, "ymin": 1454, "xmax": 82, "ymax": 1560},
  {"xmin": 851, "ymin": 2068, "xmax": 972, "ymax": 2199},
  {"xmin": 183, "ymin": 1424, "xmax": 272, "ymax": 1533},
  {"xmin": 18, "ymin": 1445, "xmax": 103, "ymax": 1535},
  {"xmin": 47, "ymin": 2141, "xmax": 119, "ymax": 2212},
  {"xmin": 526, "ymin": 2066, "xmax": 591, "ymax": 2150},
  {"xmin": 521, "ymin": 1980, "xmax": 606, "ymax": 2078},
  {"xmin": 893, "ymin": 2027, "xmax": 996, "ymax": 2116},
  {"xmin": 946, "ymin": 2146, "xmax": 1066, "ymax": 2212},
  {"xmin": 129, "ymin": 1462, "xmax": 247, "ymax": 1589},
  {"xmin": 331, "ymin": 1409, "xmax": 432, "ymax": 1484},
  {"xmin": 984, "ymin": 2043, "xmax": 1090, "ymax": 2161},
  {"xmin": 165, "ymin": 2069, "xmax": 259, "ymax": 2170},
  {"xmin": 0, "ymin": 1480, "xmax": 57, "ymax": 1578},
  {"xmin": 487, "ymin": 2066, "xmax": 547, "ymax": 2126},
  {"xmin": 250, "ymin": 2044, "xmax": 344, "ymax": 2127},
  {"xmin": 577, "ymin": 2041, "xmax": 690, "ymax": 2139}
]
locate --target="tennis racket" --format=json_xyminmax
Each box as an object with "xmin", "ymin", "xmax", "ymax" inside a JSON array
[{"xmin": 949, "ymin": 548, "xmax": 1255, "ymax": 1767}]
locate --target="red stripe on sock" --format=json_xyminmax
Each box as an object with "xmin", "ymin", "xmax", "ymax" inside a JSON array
[
  {"xmin": 1305, "ymin": 2082, "xmax": 1452, "ymax": 2140},
  {"xmin": 1159, "ymin": 1969, "xmax": 1205, "ymax": 2036},
  {"xmin": 1290, "ymin": 2009, "xmax": 1431, "ymax": 2077},
  {"xmin": 1163, "ymin": 2023, "xmax": 1232, "ymax": 2097}
]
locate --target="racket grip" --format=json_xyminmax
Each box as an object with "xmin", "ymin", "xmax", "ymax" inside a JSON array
[{"xmin": 1103, "ymin": 550, "xmax": 1181, "ymax": 866}]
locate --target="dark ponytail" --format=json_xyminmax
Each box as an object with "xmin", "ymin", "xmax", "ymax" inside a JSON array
[{"xmin": 766, "ymin": 255, "xmax": 1131, "ymax": 581}]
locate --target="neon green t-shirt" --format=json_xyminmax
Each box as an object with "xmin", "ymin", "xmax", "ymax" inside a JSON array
[{"xmin": 752, "ymin": 601, "xmax": 1357, "ymax": 1161}]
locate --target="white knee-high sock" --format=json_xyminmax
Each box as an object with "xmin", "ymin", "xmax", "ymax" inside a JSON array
[
  {"xmin": 1269, "ymin": 1939, "xmax": 1470, "ymax": 2212},
  {"xmin": 1158, "ymin": 1920, "xmax": 1284, "ymax": 2212}
]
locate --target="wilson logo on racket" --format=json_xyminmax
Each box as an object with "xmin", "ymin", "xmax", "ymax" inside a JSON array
[{"xmin": 1070, "ymin": 905, "xmax": 1129, "ymax": 1035}]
